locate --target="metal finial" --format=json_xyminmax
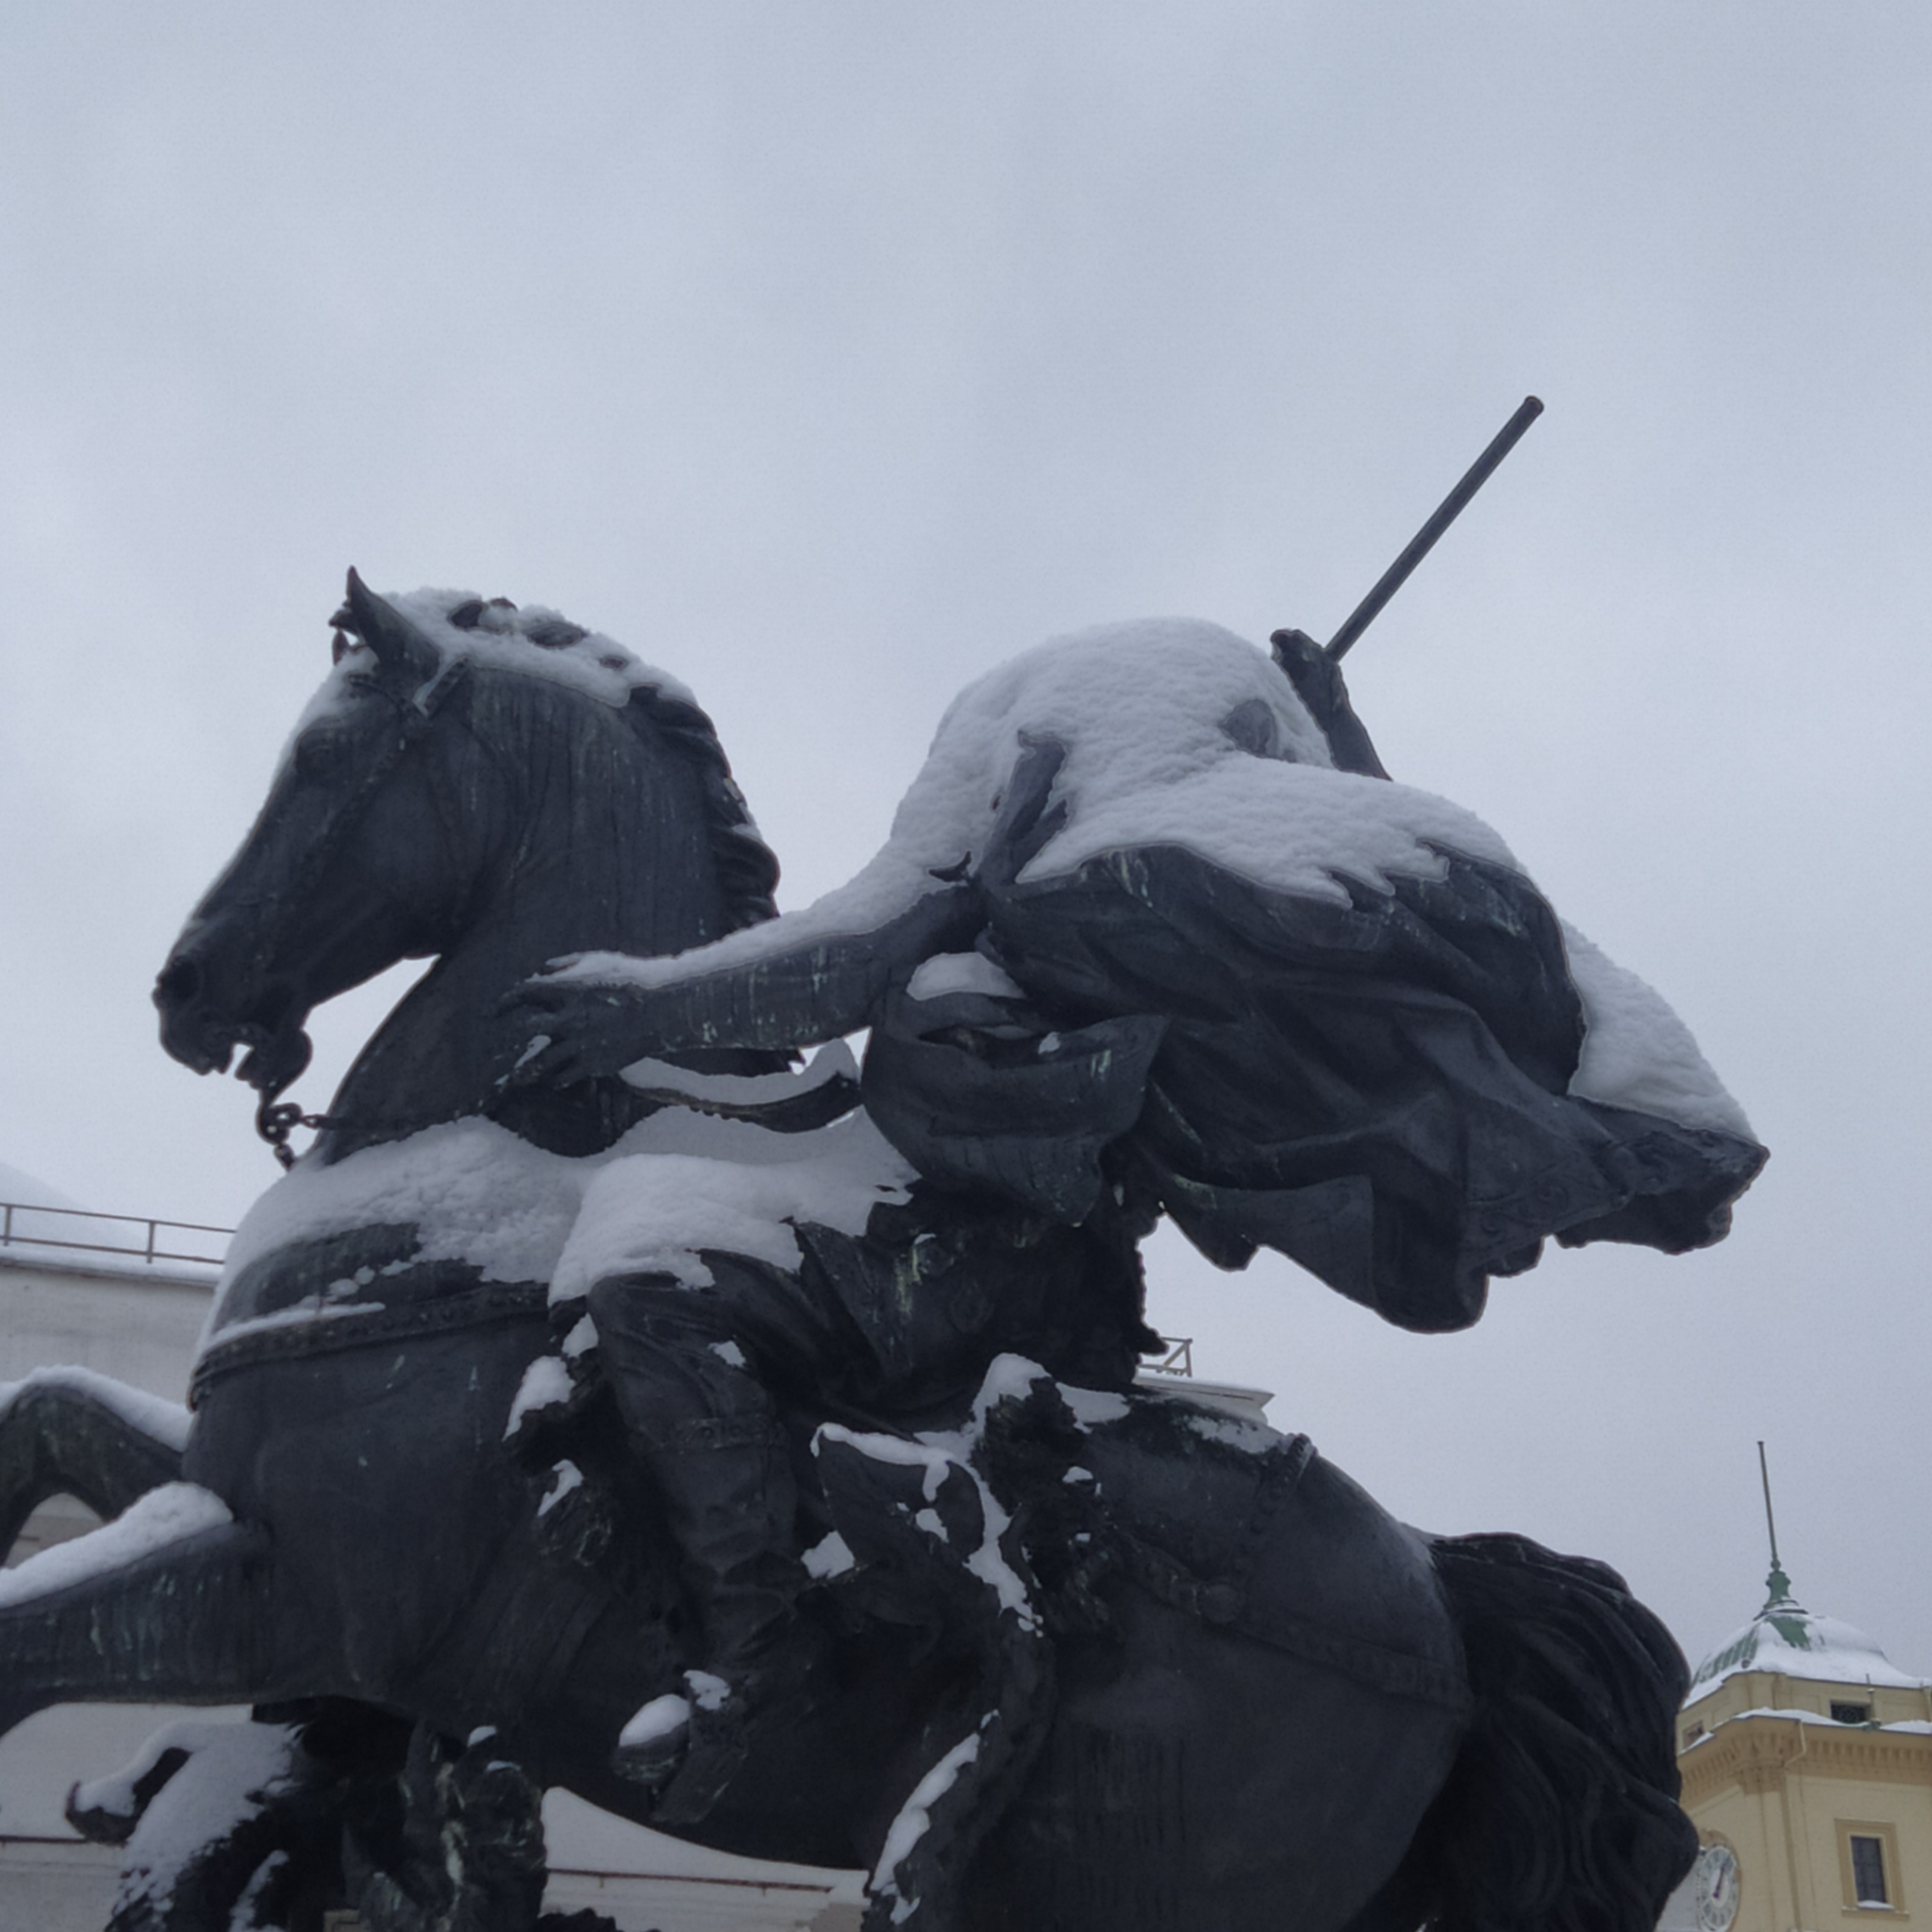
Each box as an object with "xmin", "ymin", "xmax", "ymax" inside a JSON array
[{"xmin": 1757, "ymin": 1441, "xmax": 1792, "ymax": 1606}]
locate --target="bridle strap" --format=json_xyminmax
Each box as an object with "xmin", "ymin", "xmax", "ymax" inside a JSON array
[{"xmin": 249, "ymin": 658, "xmax": 473, "ymax": 1168}]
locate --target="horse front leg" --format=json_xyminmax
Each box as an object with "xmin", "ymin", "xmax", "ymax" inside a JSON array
[
  {"xmin": 0, "ymin": 1500, "xmax": 274, "ymax": 1740},
  {"xmin": 0, "ymin": 1366, "xmax": 188, "ymax": 1555}
]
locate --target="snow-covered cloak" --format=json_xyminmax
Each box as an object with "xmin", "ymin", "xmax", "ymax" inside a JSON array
[{"xmin": 549, "ymin": 620, "xmax": 1765, "ymax": 1334}]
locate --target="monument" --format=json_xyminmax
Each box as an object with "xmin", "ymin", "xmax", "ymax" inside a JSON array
[{"xmin": 0, "ymin": 418, "xmax": 1764, "ymax": 1930}]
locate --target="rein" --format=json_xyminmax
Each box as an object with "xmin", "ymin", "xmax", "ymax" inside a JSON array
[{"xmin": 250, "ymin": 654, "xmax": 473, "ymax": 1170}]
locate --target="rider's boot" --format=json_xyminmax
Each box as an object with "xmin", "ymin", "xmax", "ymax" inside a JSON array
[{"xmin": 612, "ymin": 1420, "xmax": 822, "ymax": 1826}]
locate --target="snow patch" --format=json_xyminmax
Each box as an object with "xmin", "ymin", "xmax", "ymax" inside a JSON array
[
  {"xmin": 83, "ymin": 1719, "xmax": 296, "ymax": 1917},
  {"xmin": 618, "ymin": 1692, "xmax": 690, "ymax": 1750},
  {"xmin": 906, "ymin": 953, "xmax": 1024, "ymax": 1003},
  {"xmin": 816, "ymin": 1422, "xmax": 1036, "ymax": 1629},
  {"xmin": 551, "ymin": 1109, "xmax": 914, "ymax": 1302},
  {"xmin": 300, "ymin": 586, "xmax": 696, "ymax": 735},
  {"xmin": 0, "ymin": 1484, "xmax": 231, "ymax": 1609},
  {"xmin": 505, "ymin": 1356, "xmax": 573, "ymax": 1439},
  {"xmin": 1562, "ymin": 924, "xmax": 1753, "ymax": 1136},
  {"xmin": 208, "ymin": 1098, "xmax": 913, "ymax": 1345},
  {"xmin": 1691, "ymin": 1605, "xmax": 1929, "ymax": 1693},
  {"xmin": 872, "ymin": 1726, "xmax": 985, "ymax": 1920},
  {"xmin": 537, "ymin": 619, "xmax": 1749, "ymax": 1142},
  {"xmin": 1057, "ymin": 1386, "xmax": 1130, "ymax": 1430},
  {"xmin": 685, "ymin": 1671, "xmax": 730, "ymax": 1713},
  {"xmin": 0, "ymin": 1365, "xmax": 191, "ymax": 1455},
  {"xmin": 803, "ymin": 1530, "xmax": 857, "ymax": 1579},
  {"xmin": 538, "ymin": 1460, "xmax": 584, "ymax": 1516},
  {"xmin": 1180, "ymin": 1407, "xmax": 1281, "ymax": 1455}
]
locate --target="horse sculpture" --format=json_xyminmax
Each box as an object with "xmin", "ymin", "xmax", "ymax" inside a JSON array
[{"xmin": 0, "ymin": 575, "xmax": 1757, "ymax": 1932}]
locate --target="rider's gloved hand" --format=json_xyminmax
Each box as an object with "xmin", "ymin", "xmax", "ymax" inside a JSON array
[
  {"xmin": 495, "ymin": 974, "xmax": 668, "ymax": 1089},
  {"xmin": 1268, "ymin": 628, "xmax": 1391, "ymax": 780}
]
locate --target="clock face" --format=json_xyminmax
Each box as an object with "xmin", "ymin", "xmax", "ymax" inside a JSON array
[{"xmin": 1696, "ymin": 1844, "xmax": 1741, "ymax": 1932}]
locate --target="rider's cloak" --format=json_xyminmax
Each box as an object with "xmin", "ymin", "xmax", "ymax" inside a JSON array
[{"xmin": 549, "ymin": 620, "xmax": 1765, "ymax": 1334}]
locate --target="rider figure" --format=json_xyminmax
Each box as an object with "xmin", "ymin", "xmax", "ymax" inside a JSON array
[
  {"xmin": 508, "ymin": 633, "xmax": 1387, "ymax": 1824},
  {"xmin": 508, "ymin": 626, "xmax": 1762, "ymax": 1824}
]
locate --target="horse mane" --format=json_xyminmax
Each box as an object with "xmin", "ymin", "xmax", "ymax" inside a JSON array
[
  {"xmin": 335, "ymin": 586, "xmax": 784, "ymax": 938},
  {"xmin": 621, "ymin": 681, "xmax": 780, "ymax": 934}
]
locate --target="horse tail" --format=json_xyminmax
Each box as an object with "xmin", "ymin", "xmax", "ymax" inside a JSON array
[{"xmin": 1394, "ymin": 1531, "xmax": 1698, "ymax": 1932}]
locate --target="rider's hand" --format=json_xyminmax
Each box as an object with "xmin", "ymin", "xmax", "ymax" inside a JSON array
[
  {"xmin": 1268, "ymin": 628, "xmax": 1391, "ymax": 780},
  {"xmin": 496, "ymin": 976, "xmax": 667, "ymax": 1089}
]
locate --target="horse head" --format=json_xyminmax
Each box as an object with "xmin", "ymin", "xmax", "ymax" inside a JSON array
[
  {"xmin": 153, "ymin": 573, "xmax": 475, "ymax": 1099},
  {"xmin": 154, "ymin": 571, "xmax": 779, "ymax": 1157}
]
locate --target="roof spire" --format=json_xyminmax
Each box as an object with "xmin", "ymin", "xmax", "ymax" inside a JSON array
[{"xmin": 1758, "ymin": 1441, "xmax": 1796, "ymax": 1608}]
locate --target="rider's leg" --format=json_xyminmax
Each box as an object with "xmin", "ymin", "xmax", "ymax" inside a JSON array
[{"xmin": 586, "ymin": 1272, "xmax": 817, "ymax": 1818}]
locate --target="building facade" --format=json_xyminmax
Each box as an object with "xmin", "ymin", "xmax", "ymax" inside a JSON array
[{"xmin": 1676, "ymin": 1564, "xmax": 1932, "ymax": 1932}]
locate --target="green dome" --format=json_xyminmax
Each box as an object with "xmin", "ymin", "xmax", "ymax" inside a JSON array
[{"xmin": 1690, "ymin": 1567, "xmax": 1927, "ymax": 1696}]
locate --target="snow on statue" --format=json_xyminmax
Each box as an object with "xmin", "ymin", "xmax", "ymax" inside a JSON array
[
  {"xmin": 502, "ymin": 611, "xmax": 1763, "ymax": 1804},
  {"xmin": 510, "ymin": 614, "xmax": 1759, "ymax": 1317}
]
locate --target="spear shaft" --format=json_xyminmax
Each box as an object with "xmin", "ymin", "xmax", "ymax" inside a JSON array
[{"xmin": 1325, "ymin": 395, "xmax": 1544, "ymax": 660}]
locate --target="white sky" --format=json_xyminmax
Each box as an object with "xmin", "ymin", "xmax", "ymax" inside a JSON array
[{"xmin": 3, "ymin": 4, "xmax": 1928, "ymax": 1681}]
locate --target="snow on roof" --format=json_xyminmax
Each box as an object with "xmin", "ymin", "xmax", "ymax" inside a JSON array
[
  {"xmin": 0, "ymin": 1159, "xmax": 82, "ymax": 1213},
  {"xmin": 1690, "ymin": 1572, "xmax": 1929, "ymax": 1696}
]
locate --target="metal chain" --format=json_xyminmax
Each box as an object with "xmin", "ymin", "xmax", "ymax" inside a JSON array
[{"xmin": 254, "ymin": 1096, "xmax": 338, "ymax": 1171}]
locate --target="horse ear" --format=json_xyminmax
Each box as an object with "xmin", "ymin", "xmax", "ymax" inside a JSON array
[{"xmin": 343, "ymin": 569, "xmax": 441, "ymax": 687}]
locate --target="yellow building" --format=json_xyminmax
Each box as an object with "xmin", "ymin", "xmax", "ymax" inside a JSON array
[{"xmin": 1675, "ymin": 1560, "xmax": 1932, "ymax": 1932}]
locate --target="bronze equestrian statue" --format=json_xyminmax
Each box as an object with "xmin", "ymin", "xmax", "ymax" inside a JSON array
[{"xmin": 0, "ymin": 569, "xmax": 1760, "ymax": 1932}]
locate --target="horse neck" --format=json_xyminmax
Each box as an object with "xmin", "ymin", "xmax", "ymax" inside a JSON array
[{"xmin": 323, "ymin": 679, "xmax": 735, "ymax": 1153}]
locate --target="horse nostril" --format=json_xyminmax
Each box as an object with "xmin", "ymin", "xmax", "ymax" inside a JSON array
[{"xmin": 155, "ymin": 957, "xmax": 203, "ymax": 1008}]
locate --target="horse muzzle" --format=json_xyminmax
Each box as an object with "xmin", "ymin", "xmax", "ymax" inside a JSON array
[{"xmin": 154, "ymin": 938, "xmax": 310, "ymax": 1093}]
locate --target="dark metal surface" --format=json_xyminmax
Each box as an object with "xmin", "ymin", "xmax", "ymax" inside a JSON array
[{"xmin": 0, "ymin": 571, "xmax": 1737, "ymax": 1932}]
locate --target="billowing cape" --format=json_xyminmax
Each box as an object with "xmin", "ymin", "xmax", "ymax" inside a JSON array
[{"xmin": 551, "ymin": 619, "xmax": 1765, "ymax": 1333}]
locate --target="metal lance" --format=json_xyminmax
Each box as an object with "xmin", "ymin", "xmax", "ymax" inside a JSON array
[{"xmin": 1324, "ymin": 394, "xmax": 1543, "ymax": 659}]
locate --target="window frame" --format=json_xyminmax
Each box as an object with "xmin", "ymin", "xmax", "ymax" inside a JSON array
[{"xmin": 1838, "ymin": 1820, "xmax": 1906, "ymax": 1915}]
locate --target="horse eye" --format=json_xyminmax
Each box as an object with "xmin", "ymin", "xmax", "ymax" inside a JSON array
[{"xmin": 294, "ymin": 730, "xmax": 352, "ymax": 782}]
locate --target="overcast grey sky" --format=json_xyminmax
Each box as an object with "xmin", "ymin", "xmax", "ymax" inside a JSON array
[{"xmin": 2, "ymin": 4, "xmax": 1927, "ymax": 1680}]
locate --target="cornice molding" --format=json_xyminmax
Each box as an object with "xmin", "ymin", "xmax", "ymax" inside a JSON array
[{"xmin": 1682, "ymin": 1717, "xmax": 1932, "ymax": 1807}]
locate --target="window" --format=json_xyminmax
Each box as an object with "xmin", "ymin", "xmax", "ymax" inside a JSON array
[
  {"xmin": 1851, "ymin": 1837, "xmax": 1889, "ymax": 1906},
  {"xmin": 1838, "ymin": 1823, "xmax": 1903, "ymax": 1913},
  {"xmin": 1684, "ymin": 1721, "xmax": 1707, "ymax": 1747},
  {"xmin": 1833, "ymin": 1701, "xmax": 1874, "ymax": 1724}
]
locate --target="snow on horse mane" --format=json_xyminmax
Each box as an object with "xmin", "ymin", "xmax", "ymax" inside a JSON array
[
  {"xmin": 290, "ymin": 584, "xmax": 697, "ymax": 744},
  {"xmin": 552, "ymin": 616, "xmax": 1752, "ymax": 1140}
]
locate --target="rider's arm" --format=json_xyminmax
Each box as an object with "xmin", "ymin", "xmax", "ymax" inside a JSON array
[
  {"xmin": 617, "ymin": 883, "xmax": 983, "ymax": 1051},
  {"xmin": 503, "ymin": 881, "xmax": 983, "ymax": 1085}
]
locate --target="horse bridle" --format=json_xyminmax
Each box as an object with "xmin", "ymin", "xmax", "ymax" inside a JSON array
[{"xmin": 252, "ymin": 651, "xmax": 472, "ymax": 1169}]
